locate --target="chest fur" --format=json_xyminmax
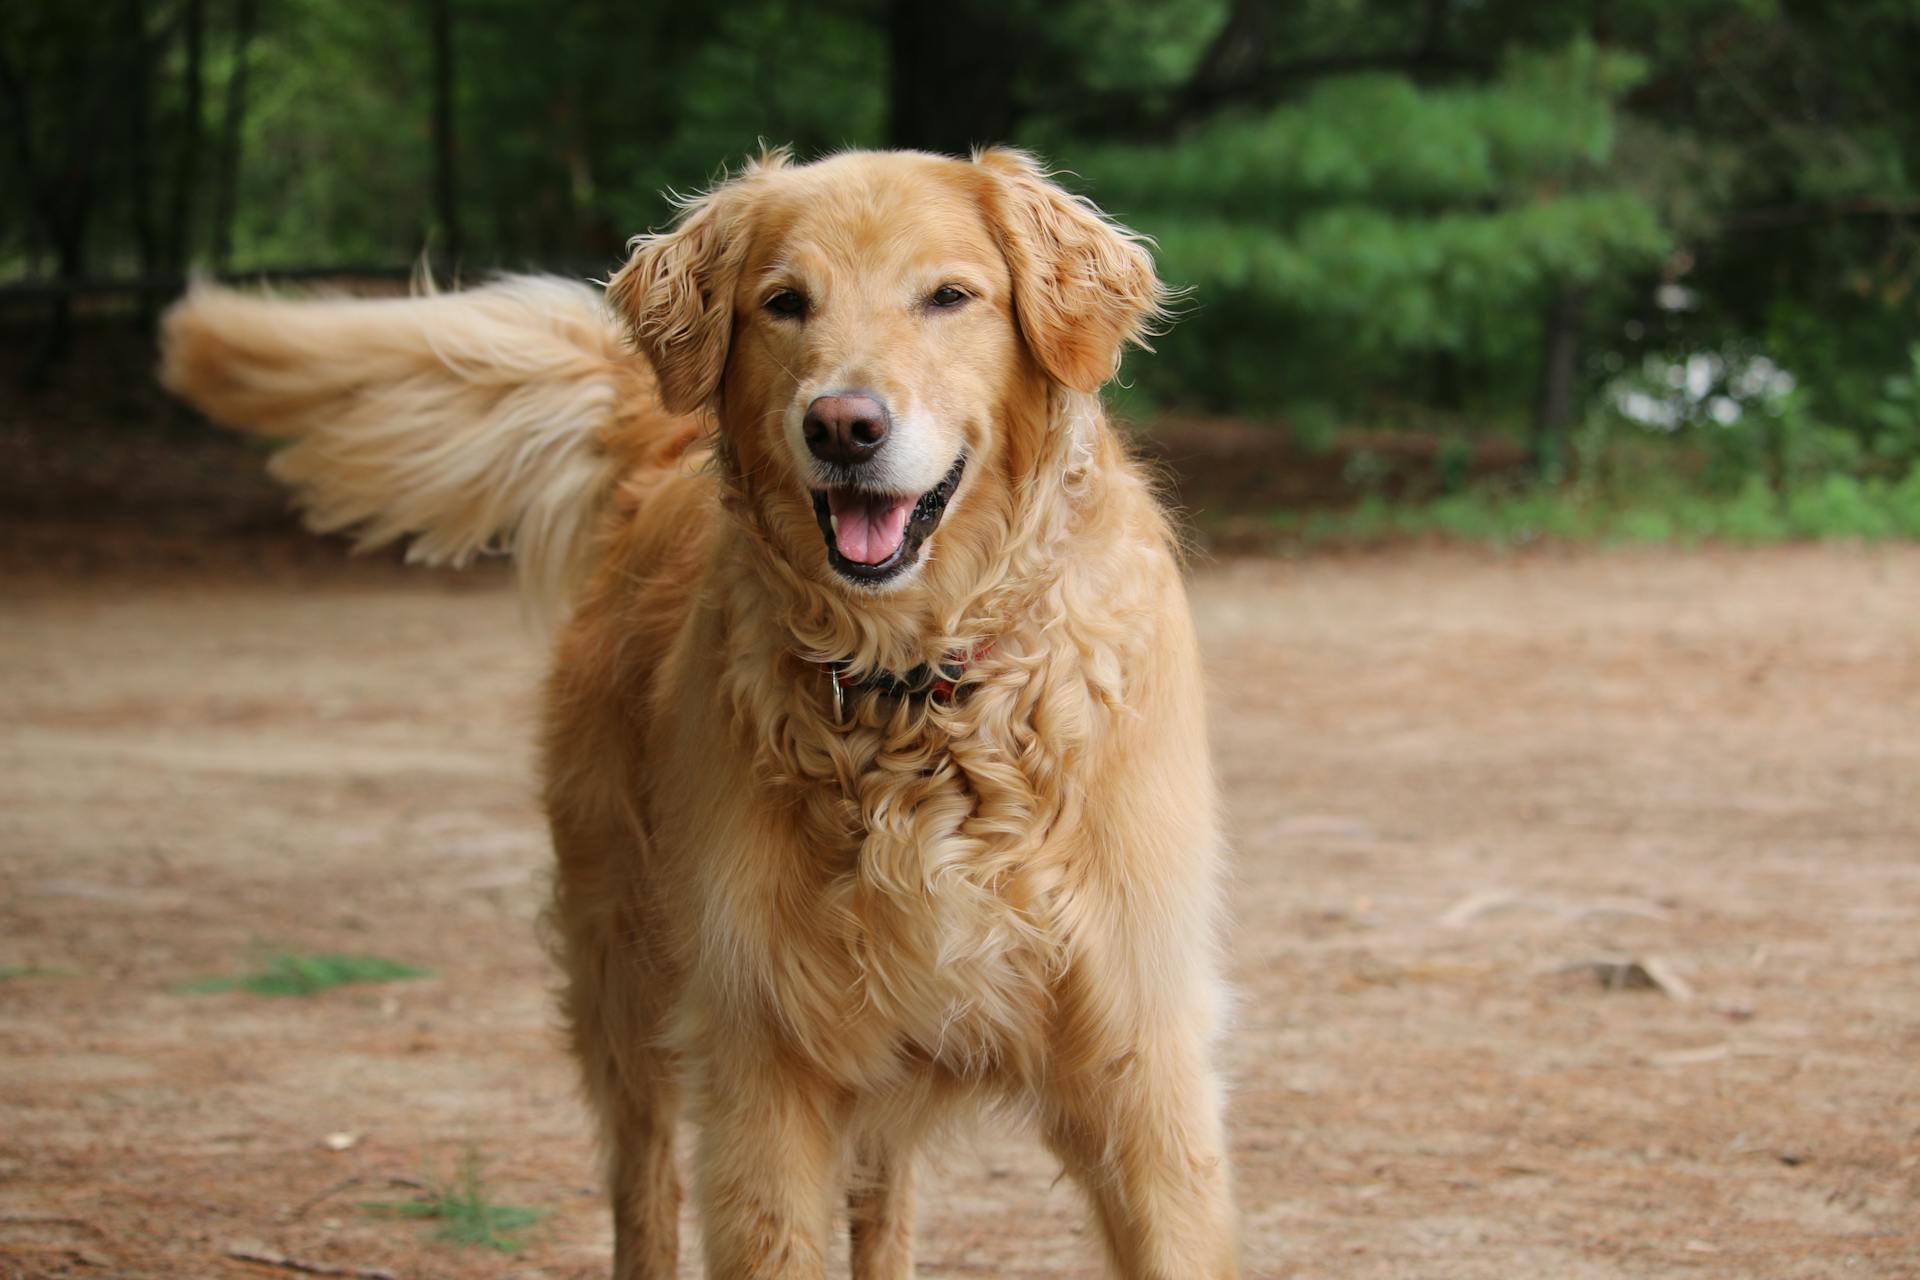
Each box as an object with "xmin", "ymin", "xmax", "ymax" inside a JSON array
[{"xmin": 714, "ymin": 724, "xmax": 1066, "ymax": 1086}]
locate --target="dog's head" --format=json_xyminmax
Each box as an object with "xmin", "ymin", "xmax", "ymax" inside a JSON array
[{"xmin": 608, "ymin": 148, "xmax": 1166, "ymax": 593}]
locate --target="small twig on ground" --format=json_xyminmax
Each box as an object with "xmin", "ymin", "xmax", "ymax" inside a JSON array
[
  {"xmin": 1440, "ymin": 890, "xmax": 1670, "ymax": 928},
  {"xmin": 225, "ymin": 1246, "xmax": 397, "ymax": 1280},
  {"xmin": 1649, "ymin": 1043, "xmax": 1732, "ymax": 1067},
  {"xmin": 1558, "ymin": 954, "xmax": 1695, "ymax": 1002}
]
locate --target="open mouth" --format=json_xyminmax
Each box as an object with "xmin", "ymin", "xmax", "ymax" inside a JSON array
[{"xmin": 810, "ymin": 454, "xmax": 966, "ymax": 584}]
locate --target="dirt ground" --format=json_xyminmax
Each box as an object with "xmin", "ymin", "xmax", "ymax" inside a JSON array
[{"xmin": 3, "ymin": 543, "xmax": 1917, "ymax": 1279}]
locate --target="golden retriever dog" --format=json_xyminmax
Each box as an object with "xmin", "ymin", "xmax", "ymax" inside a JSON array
[{"xmin": 161, "ymin": 147, "xmax": 1238, "ymax": 1279}]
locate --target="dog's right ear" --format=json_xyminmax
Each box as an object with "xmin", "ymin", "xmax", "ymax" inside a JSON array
[{"xmin": 607, "ymin": 152, "xmax": 785, "ymax": 414}]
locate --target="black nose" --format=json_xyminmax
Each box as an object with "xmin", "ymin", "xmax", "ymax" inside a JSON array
[{"xmin": 803, "ymin": 393, "xmax": 890, "ymax": 466}]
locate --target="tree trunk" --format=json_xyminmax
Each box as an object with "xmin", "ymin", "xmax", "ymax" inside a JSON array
[
  {"xmin": 1430, "ymin": 349, "xmax": 1465, "ymax": 413},
  {"xmin": 1418, "ymin": 0, "xmax": 1453, "ymax": 57},
  {"xmin": 885, "ymin": 0, "xmax": 1021, "ymax": 154},
  {"xmin": 29, "ymin": 225, "xmax": 91, "ymax": 389},
  {"xmin": 0, "ymin": 36, "xmax": 96, "ymax": 384},
  {"xmin": 1532, "ymin": 284, "xmax": 1585, "ymax": 479},
  {"xmin": 125, "ymin": 0, "xmax": 159, "ymax": 285},
  {"xmin": 211, "ymin": 0, "xmax": 258, "ymax": 270},
  {"xmin": 0, "ymin": 42, "xmax": 46, "ymax": 271},
  {"xmin": 428, "ymin": 0, "xmax": 461, "ymax": 268},
  {"xmin": 167, "ymin": 0, "xmax": 206, "ymax": 275}
]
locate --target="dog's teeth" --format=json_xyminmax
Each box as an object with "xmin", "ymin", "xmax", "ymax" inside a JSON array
[{"xmin": 829, "ymin": 513, "xmax": 840, "ymax": 537}]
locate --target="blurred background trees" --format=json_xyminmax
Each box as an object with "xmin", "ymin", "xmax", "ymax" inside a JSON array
[{"xmin": 4, "ymin": 0, "xmax": 1919, "ymax": 536}]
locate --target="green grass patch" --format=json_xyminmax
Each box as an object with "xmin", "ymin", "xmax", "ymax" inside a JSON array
[
  {"xmin": 1269, "ymin": 464, "xmax": 1920, "ymax": 549},
  {"xmin": 362, "ymin": 1155, "xmax": 546, "ymax": 1253},
  {"xmin": 182, "ymin": 951, "xmax": 430, "ymax": 996},
  {"xmin": 0, "ymin": 963, "xmax": 76, "ymax": 980}
]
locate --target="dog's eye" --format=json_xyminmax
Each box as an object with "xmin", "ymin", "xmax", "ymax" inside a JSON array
[
  {"xmin": 928, "ymin": 285, "xmax": 969, "ymax": 309},
  {"xmin": 765, "ymin": 290, "xmax": 808, "ymax": 319}
]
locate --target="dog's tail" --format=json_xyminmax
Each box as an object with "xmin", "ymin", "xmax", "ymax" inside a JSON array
[{"xmin": 161, "ymin": 275, "xmax": 662, "ymax": 618}]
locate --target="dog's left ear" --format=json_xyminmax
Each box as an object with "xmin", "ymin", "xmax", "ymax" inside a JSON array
[
  {"xmin": 607, "ymin": 151, "xmax": 787, "ymax": 414},
  {"xmin": 974, "ymin": 147, "xmax": 1170, "ymax": 394}
]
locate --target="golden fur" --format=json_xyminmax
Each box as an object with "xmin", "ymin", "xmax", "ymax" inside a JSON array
[{"xmin": 162, "ymin": 148, "xmax": 1239, "ymax": 1278}]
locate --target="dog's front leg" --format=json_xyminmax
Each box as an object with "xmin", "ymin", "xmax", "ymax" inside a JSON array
[
  {"xmin": 847, "ymin": 1135, "xmax": 914, "ymax": 1280},
  {"xmin": 1043, "ymin": 1025, "xmax": 1241, "ymax": 1279},
  {"xmin": 693, "ymin": 1045, "xmax": 844, "ymax": 1279}
]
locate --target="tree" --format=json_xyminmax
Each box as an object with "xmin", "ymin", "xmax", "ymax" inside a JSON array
[
  {"xmin": 211, "ymin": 0, "xmax": 258, "ymax": 270},
  {"xmin": 0, "ymin": 6, "xmax": 137, "ymax": 379},
  {"xmin": 427, "ymin": 0, "xmax": 460, "ymax": 268},
  {"xmin": 885, "ymin": 0, "xmax": 1023, "ymax": 155},
  {"xmin": 2, "ymin": 0, "xmax": 1916, "ymax": 487},
  {"xmin": 165, "ymin": 0, "xmax": 206, "ymax": 277},
  {"xmin": 1062, "ymin": 40, "xmax": 1669, "ymax": 433}
]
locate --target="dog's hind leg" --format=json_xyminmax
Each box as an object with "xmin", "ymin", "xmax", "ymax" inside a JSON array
[
  {"xmin": 560, "ymin": 918, "xmax": 682, "ymax": 1280},
  {"xmin": 604, "ymin": 1051, "xmax": 681, "ymax": 1280},
  {"xmin": 564, "ymin": 926, "xmax": 682, "ymax": 1280},
  {"xmin": 548, "ymin": 817, "xmax": 684, "ymax": 1279},
  {"xmin": 847, "ymin": 1136, "xmax": 914, "ymax": 1280}
]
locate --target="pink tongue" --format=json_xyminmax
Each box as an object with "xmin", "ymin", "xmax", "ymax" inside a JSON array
[{"xmin": 828, "ymin": 489, "xmax": 915, "ymax": 565}]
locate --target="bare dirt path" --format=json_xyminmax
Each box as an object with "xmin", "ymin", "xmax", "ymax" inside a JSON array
[{"xmin": 3, "ymin": 546, "xmax": 1917, "ymax": 1279}]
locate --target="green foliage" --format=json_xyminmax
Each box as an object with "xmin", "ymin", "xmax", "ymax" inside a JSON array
[
  {"xmin": 1893, "ymin": 465, "xmax": 1920, "ymax": 538},
  {"xmin": 1041, "ymin": 0, "xmax": 1221, "ymax": 91},
  {"xmin": 5, "ymin": 0, "xmax": 1919, "ymax": 524},
  {"xmin": 440, "ymin": 0, "xmax": 886, "ymax": 262},
  {"xmin": 1273, "ymin": 461, "xmax": 1920, "ymax": 548},
  {"xmin": 1713, "ymin": 477, "xmax": 1794, "ymax": 544},
  {"xmin": 1867, "ymin": 345, "xmax": 1920, "ymax": 465},
  {"xmin": 1073, "ymin": 41, "xmax": 1668, "ymax": 420},
  {"xmin": 1075, "ymin": 45, "xmax": 1645, "ymax": 214},
  {"xmin": 1599, "ymin": 338, "xmax": 1920, "ymax": 505},
  {"xmin": 232, "ymin": 3, "xmax": 433, "ymax": 265},
  {"xmin": 183, "ymin": 951, "xmax": 430, "ymax": 996},
  {"xmin": 1434, "ymin": 438, "xmax": 1476, "ymax": 494},
  {"xmin": 363, "ymin": 1154, "xmax": 546, "ymax": 1253},
  {"xmin": 1783, "ymin": 474, "xmax": 1900, "ymax": 540},
  {"xmin": 1149, "ymin": 194, "xmax": 1666, "ymax": 344}
]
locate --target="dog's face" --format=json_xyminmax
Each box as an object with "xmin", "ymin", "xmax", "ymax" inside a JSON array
[{"xmin": 609, "ymin": 149, "xmax": 1164, "ymax": 593}]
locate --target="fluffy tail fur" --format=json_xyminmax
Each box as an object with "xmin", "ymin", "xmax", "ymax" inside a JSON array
[{"xmin": 160, "ymin": 275, "xmax": 656, "ymax": 617}]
